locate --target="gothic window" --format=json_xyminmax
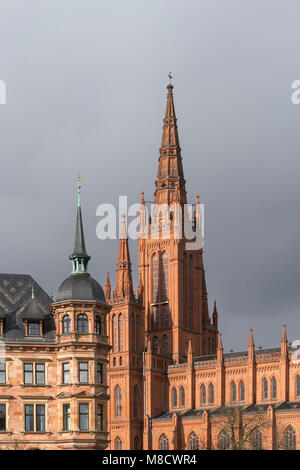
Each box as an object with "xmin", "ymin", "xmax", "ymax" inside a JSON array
[
  {"xmin": 188, "ymin": 256, "xmax": 193, "ymax": 329},
  {"xmin": 133, "ymin": 385, "xmax": 139, "ymax": 419},
  {"xmin": 153, "ymin": 336, "xmax": 159, "ymax": 354},
  {"xmin": 62, "ymin": 315, "xmax": 71, "ymax": 334},
  {"xmin": 285, "ymin": 426, "xmax": 296, "ymax": 450},
  {"xmin": 112, "ymin": 315, "xmax": 117, "ymax": 352},
  {"xmin": 162, "ymin": 335, "xmax": 168, "ymax": 357},
  {"xmin": 251, "ymin": 429, "xmax": 262, "ymax": 450},
  {"xmin": 161, "ymin": 252, "xmax": 168, "ymax": 301},
  {"xmin": 162, "ymin": 304, "xmax": 169, "ymax": 328},
  {"xmin": 115, "ymin": 386, "xmax": 122, "ymax": 417},
  {"xmin": 209, "ymin": 383, "xmax": 214, "ymax": 404},
  {"xmin": 297, "ymin": 376, "xmax": 300, "ymax": 396},
  {"xmin": 172, "ymin": 387, "xmax": 178, "ymax": 407},
  {"xmin": 160, "ymin": 434, "xmax": 169, "ymax": 450},
  {"xmin": 218, "ymin": 430, "xmax": 230, "ymax": 450},
  {"xmin": 77, "ymin": 314, "xmax": 88, "ymax": 334},
  {"xmin": 239, "ymin": 380, "xmax": 245, "ymax": 401},
  {"xmin": 183, "ymin": 254, "xmax": 187, "ymax": 328},
  {"xmin": 118, "ymin": 314, "xmax": 123, "ymax": 351},
  {"xmin": 95, "ymin": 316, "xmax": 101, "ymax": 335},
  {"xmin": 189, "ymin": 432, "xmax": 199, "ymax": 450},
  {"xmin": 180, "ymin": 386, "xmax": 185, "ymax": 407},
  {"xmin": 231, "ymin": 382, "xmax": 237, "ymax": 402},
  {"xmin": 271, "ymin": 378, "xmax": 277, "ymax": 399},
  {"xmin": 152, "ymin": 253, "xmax": 159, "ymax": 303},
  {"xmin": 135, "ymin": 315, "xmax": 139, "ymax": 352},
  {"xmin": 115, "ymin": 437, "xmax": 122, "ymax": 450},
  {"xmin": 200, "ymin": 384, "xmax": 206, "ymax": 404},
  {"xmin": 262, "ymin": 378, "xmax": 268, "ymax": 400},
  {"xmin": 152, "ymin": 306, "xmax": 159, "ymax": 329}
]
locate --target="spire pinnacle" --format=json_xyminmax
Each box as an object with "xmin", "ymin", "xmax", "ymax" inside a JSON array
[
  {"xmin": 248, "ymin": 328, "xmax": 254, "ymax": 346},
  {"xmin": 113, "ymin": 214, "xmax": 134, "ymax": 300},
  {"xmin": 154, "ymin": 82, "xmax": 186, "ymax": 205},
  {"xmin": 104, "ymin": 271, "xmax": 111, "ymax": 302},
  {"xmin": 217, "ymin": 332, "xmax": 223, "ymax": 362},
  {"xmin": 281, "ymin": 323, "xmax": 288, "ymax": 356},
  {"xmin": 69, "ymin": 178, "xmax": 90, "ymax": 275}
]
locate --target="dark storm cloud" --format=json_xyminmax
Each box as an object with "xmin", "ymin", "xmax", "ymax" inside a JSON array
[{"xmin": 0, "ymin": 0, "xmax": 299, "ymax": 351}]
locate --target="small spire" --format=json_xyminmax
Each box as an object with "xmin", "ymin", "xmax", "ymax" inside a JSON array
[
  {"xmin": 104, "ymin": 272, "xmax": 111, "ymax": 302},
  {"xmin": 120, "ymin": 213, "xmax": 127, "ymax": 239},
  {"xmin": 281, "ymin": 323, "xmax": 287, "ymax": 342},
  {"xmin": 140, "ymin": 191, "xmax": 145, "ymax": 204},
  {"xmin": 212, "ymin": 300, "xmax": 218, "ymax": 328},
  {"xmin": 187, "ymin": 337, "xmax": 193, "ymax": 366},
  {"xmin": 137, "ymin": 272, "xmax": 143, "ymax": 301},
  {"xmin": 248, "ymin": 328, "xmax": 254, "ymax": 346},
  {"xmin": 77, "ymin": 175, "xmax": 84, "ymax": 207},
  {"xmin": 113, "ymin": 214, "xmax": 134, "ymax": 300},
  {"xmin": 281, "ymin": 324, "xmax": 288, "ymax": 356},
  {"xmin": 69, "ymin": 178, "xmax": 90, "ymax": 274},
  {"xmin": 196, "ymin": 194, "xmax": 200, "ymax": 205},
  {"xmin": 217, "ymin": 332, "xmax": 223, "ymax": 362},
  {"xmin": 248, "ymin": 328, "xmax": 255, "ymax": 360}
]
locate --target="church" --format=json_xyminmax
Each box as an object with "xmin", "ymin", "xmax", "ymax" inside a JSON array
[{"xmin": 0, "ymin": 83, "xmax": 300, "ymax": 450}]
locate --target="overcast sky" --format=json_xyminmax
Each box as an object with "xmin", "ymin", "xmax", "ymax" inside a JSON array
[{"xmin": 0, "ymin": 0, "xmax": 299, "ymax": 352}]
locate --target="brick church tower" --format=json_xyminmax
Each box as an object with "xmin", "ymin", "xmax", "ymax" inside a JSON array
[{"xmin": 107, "ymin": 82, "xmax": 218, "ymax": 450}]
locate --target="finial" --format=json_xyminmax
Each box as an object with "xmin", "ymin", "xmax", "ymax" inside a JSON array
[
  {"xmin": 77, "ymin": 175, "xmax": 84, "ymax": 207},
  {"xmin": 141, "ymin": 191, "xmax": 145, "ymax": 204},
  {"xmin": 196, "ymin": 194, "xmax": 200, "ymax": 205},
  {"xmin": 248, "ymin": 328, "xmax": 254, "ymax": 346},
  {"xmin": 120, "ymin": 213, "xmax": 127, "ymax": 239},
  {"xmin": 281, "ymin": 323, "xmax": 287, "ymax": 341},
  {"xmin": 167, "ymin": 73, "xmax": 173, "ymax": 91},
  {"xmin": 32, "ymin": 284, "xmax": 35, "ymax": 299}
]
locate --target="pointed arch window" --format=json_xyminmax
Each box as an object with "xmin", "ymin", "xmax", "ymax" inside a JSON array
[
  {"xmin": 200, "ymin": 384, "xmax": 206, "ymax": 404},
  {"xmin": 162, "ymin": 335, "xmax": 168, "ymax": 357},
  {"xmin": 189, "ymin": 432, "xmax": 199, "ymax": 450},
  {"xmin": 112, "ymin": 315, "xmax": 117, "ymax": 352},
  {"xmin": 62, "ymin": 315, "xmax": 71, "ymax": 334},
  {"xmin": 180, "ymin": 386, "xmax": 185, "ymax": 407},
  {"xmin": 263, "ymin": 378, "xmax": 268, "ymax": 399},
  {"xmin": 183, "ymin": 254, "xmax": 187, "ymax": 328},
  {"xmin": 218, "ymin": 430, "xmax": 230, "ymax": 450},
  {"xmin": 115, "ymin": 437, "xmax": 122, "ymax": 450},
  {"xmin": 297, "ymin": 376, "xmax": 300, "ymax": 397},
  {"xmin": 162, "ymin": 304, "xmax": 169, "ymax": 328},
  {"xmin": 77, "ymin": 314, "xmax": 88, "ymax": 333},
  {"xmin": 161, "ymin": 252, "xmax": 168, "ymax": 301},
  {"xmin": 172, "ymin": 387, "xmax": 178, "ymax": 407},
  {"xmin": 115, "ymin": 386, "xmax": 122, "ymax": 417},
  {"xmin": 231, "ymin": 382, "xmax": 237, "ymax": 402},
  {"xmin": 188, "ymin": 256, "xmax": 193, "ymax": 329},
  {"xmin": 239, "ymin": 380, "xmax": 245, "ymax": 401},
  {"xmin": 118, "ymin": 314, "xmax": 124, "ymax": 351},
  {"xmin": 133, "ymin": 385, "xmax": 139, "ymax": 419},
  {"xmin": 209, "ymin": 383, "xmax": 214, "ymax": 404},
  {"xmin": 285, "ymin": 426, "xmax": 296, "ymax": 450},
  {"xmin": 152, "ymin": 253, "xmax": 159, "ymax": 303},
  {"xmin": 272, "ymin": 378, "xmax": 277, "ymax": 399},
  {"xmin": 251, "ymin": 429, "xmax": 262, "ymax": 450},
  {"xmin": 135, "ymin": 315, "xmax": 139, "ymax": 352},
  {"xmin": 160, "ymin": 434, "xmax": 169, "ymax": 450}
]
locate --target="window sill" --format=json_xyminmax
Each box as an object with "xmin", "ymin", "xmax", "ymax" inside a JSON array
[
  {"xmin": 0, "ymin": 431, "xmax": 12, "ymax": 435},
  {"xmin": 21, "ymin": 384, "xmax": 50, "ymax": 388},
  {"xmin": 22, "ymin": 432, "xmax": 50, "ymax": 435},
  {"xmin": 0, "ymin": 384, "xmax": 11, "ymax": 388}
]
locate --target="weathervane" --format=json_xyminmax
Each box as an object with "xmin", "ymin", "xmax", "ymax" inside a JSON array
[
  {"xmin": 168, "ymin": 72, "xmax": 173, "ymax": 84},
  {"xmin": 76, "ymin": 174, "xmax": 85, "ymax": 207}
]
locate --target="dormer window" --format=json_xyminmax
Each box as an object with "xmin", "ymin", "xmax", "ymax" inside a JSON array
[{"xmin": 28, "ymin": 321, "xmax": 41, "ymax": 336}]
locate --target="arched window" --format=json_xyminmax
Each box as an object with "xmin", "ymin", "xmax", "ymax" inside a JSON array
[
  {"xmin": 172, "ymin": 387, "xmax": 178, "ymax": 407},
  {"xmin": 95, "ymin": 316, "xmax": 101, "ymax": 335},
  {"xmin": 188, "ymin": 256, "xmax": 193, "ymax": 329},
  {"xmin": 239, "ymin": 380, "xmax": 245, "ymax": 401},
  {"xmin": 218, "ymin": 430, "xmax": 230, "ymax": 450},
  {"xmin": 118, "ymin": 314, "xmax": 123, "ymax": 351},
  {"xmin": 183, "ymin": 254, "xmax": 187, "ymax": 328},
  {"xmin": 152, "ymin": 254, "xmax": 159, "ymax": 302},
  {"xmin": 153, "ymin": 336, "xmax": 159, "ymax": 354},
  {"xmin": 201, "ymin": 384, "xmax": 206, "ymax": 404},
  {"xmin": 77, "ymin": 314, "xmax": 88, "ymax": 333},
  {"xmin": 62, "ymin": 315, "xmax": 70, "ymax": 334},
  {"xmin": 115, "ymin": 386, "xmax": 122, "ymax": 417},
  {"xmin": 133, "ymin": 385, "xmax": 139, "ymax": 419},
  {"xmin": 160, "ymin": 434, "xmax": 169, "ymax": 450},
  {"xmin": 135, "ymin": 315, "xmax": 139, "ymax": 352},
  {"xmin": 271, "ymin": 378, "xmax": 277, "ymax": 399},
  {"xmin": 231, "ymin": 382, "xmax": 236, "ymax": 402},
  {"xmin": 251, "ymin": 429, "xmax": 262, "ymax": 450},
  {"xmin": 285, "ymin": 426, "xmax": 296, "ymax": 450},
  {"xmin": 297, "ymin": 376, "xmax": 300, "ymax": 397},
  {"xmin": 112, "ymin": 315, "xmax": 117, "ymax": 352},
  {"xmin": 263, "ymin": 378, "xmax": 268, "ymax": 399},
  {"xmin": 189, "ymin": 432, "xmax": 199, "ymax": 450},
  {"xmin": 180, "ymin": 386, "xmax": 185, "ymax": 407},
  {"xmin": 162, "ymin": 304, "xmax": 169, "ymax": 328},
  {"xmin": 134, "ymin": 437, "xmax": 139, "ymax": 450},
  {"xmin": 115, "ymin": 437, "xmax": 122, "ymax": 450},
  {"xmin": 162, "ymin": 335, "xmax": 168, "ymax": 357},
  {"xmin": 209, "ymin": 384, "xmax": 214, "ymax": 404},
  {"xmin": 162, "ymin": 252, "xmax": 168, "ymax": 301}
]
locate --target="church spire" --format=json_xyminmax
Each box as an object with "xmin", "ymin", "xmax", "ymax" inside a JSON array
[
  {"xmin": 154, "ymin": 81, "xmax": 186, "ymax": 205},
  {"xmin": 69, "ymin": 177, "xmax": 90, "ymax": 275},
  {"xmin": 113, "ymin": 215, "xmax": 134, "ymax": 300}
]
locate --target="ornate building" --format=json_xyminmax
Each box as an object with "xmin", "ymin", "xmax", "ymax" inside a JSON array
[{"xmin": 0, "ymin": 83, "xmax": 300, "ymax": 451}]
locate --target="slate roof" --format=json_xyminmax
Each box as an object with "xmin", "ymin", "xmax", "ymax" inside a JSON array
[
  {"xmin": 194, "ymin": 347, "xmax": 284, "ymax": 364},
  {"xmin": 56, "ymin": 273, "xmax": 106, "ymax": 303},
  {"xmin": 0, "ymin": 274, "xmax": 55, "ymax": 342}
]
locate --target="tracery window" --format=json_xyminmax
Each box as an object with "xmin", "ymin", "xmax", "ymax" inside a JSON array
[
  {"xmin": 218, "ymin": 430, "xmax": 230, "ymax": 450},
  {"xmin": 112, "ymin": 315, "xmax": 117, "ymax": 352},
  {"xmin": 201, "ymin": 384, "xmax": 206, "ymax": 404},
  {"xmin": 251, "ymin": 429, "xmax": 262, "ymax": 450},
  {"xmin": 189, "ymin": 432, "xmax": 199, "ymax": 450},
  {"xmin": 115, "ymin": 386, "xmax": 122, "ymax": 417},
  {"xmin": 285, "ymin": 426, "xmax": 296, "ymax": 450},
  {"xmin": 118, "ymin": 314, "xmax": 123, "ymax": 351},
  {"xmin": 209, "ymin": 383, "xmax": 214, "ymax": 404},
  {"xmin": 160, "ymin": 434, "xmax": 169, "ymax": 450}
]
